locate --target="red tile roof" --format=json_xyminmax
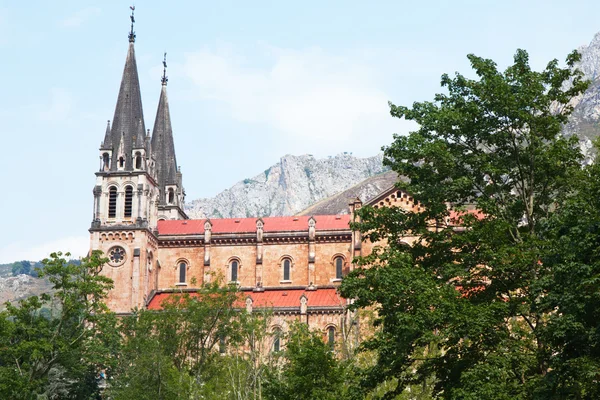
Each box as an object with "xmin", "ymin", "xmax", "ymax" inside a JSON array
[
  {"xmin": 245, "ymin": 288, "xmax": 345, "ymax": 308},
  {"xmin": 157, "ymin": 215, "xmax": 351, "ymax": 236},
  {"xmin": 448, "ymin": 209, "xmax": 485, "ymax": 225},
  {"xmin": 147, "ymin": 288, "xmax": 345, "ymax": 310}
]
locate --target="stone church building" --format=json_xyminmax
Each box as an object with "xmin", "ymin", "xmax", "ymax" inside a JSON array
[{"xmin": 89, "ymin": 23, "xmax": 420, "ymax": 346}]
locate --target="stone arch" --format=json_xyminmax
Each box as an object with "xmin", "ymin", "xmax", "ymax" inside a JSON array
[{"xmin": 226, "ymin": 256, "xmax": 241, "ymax": 283}]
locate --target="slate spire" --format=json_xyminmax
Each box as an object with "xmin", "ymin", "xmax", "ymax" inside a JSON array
[
  {"xmin": 134, "ymin": 118, "xmax": 146, "ymax": 149},
  {"xmin": 108, "ymin": 34, "xmax": 146, "ymax": 171},
  {"xmin": 101, "ymin": 120, "xmax": 112, "ymax": 149},
  {"xmin": 151, "ymin": 68, "xmax": 179, "ymax": 203}
]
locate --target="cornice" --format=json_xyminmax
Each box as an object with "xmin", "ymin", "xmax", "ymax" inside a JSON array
[{"xmin": 158, "ymin": 230, "xmax": 352, "ymax": 247}]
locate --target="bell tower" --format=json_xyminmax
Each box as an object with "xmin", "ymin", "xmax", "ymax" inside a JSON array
[
  {"xmin": 89, "ymin": 8, "xmax": 160, "ymax": 313},
  {"xmin": 151, "ymin": 52, "xmax": 187, "ymax": 220}
]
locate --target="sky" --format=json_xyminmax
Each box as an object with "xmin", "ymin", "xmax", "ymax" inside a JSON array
[{"xmin": 1, "ymin": 0, "xmax": 600, "ymax": 263}]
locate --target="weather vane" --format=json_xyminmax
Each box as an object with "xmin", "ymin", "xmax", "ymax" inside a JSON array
[
  {"xmin": 128, "ymin": 5, "xmax": 136, "ymax": 43},
  {"xmin": 162, "ymin": 52, "xmax": 168, "ymax": 85}
]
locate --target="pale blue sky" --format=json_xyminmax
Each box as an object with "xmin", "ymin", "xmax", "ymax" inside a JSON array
[{"xmin": 1, "ymin": 0, "xmax": 599, "ymax": 262}]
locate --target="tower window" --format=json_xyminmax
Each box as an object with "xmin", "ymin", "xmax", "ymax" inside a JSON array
[
  {"xmin": 168, "ymin": 188, "xmax": 175, "ymax": 204},
  {"xmin": 135, "ymin": 152, "xmax": 142, "ymax": 170},
  {"xmin": 282, "ymin": 258, "xmax": 291, "ymax": 281},
  {"xmin": 124, "ymin": 186, "xmax": 133, "ymax": 218},
  {"xmin": 102, "ymin": 153, "xmax": 110, "ymax": 171},
  {"xmin": 118, "ymin": 157, "xmax": 125, "ymax": 169},
  {"xmin": 230, "ymin": 260, "xmax": 238, "ymax": 282},
  {"xmin": 327, "ymin": 327, "xmax": 335, "ymax": 350},
  {"xmin": 108, "ymin": 187, "xmax": 117, "ymax": 218},
  {"xmin": 335, "ymin": 257, "xmax": 344, "ymax": 280},
  {"xmin": 178, "ymin": 262, "xmax": 186, "ymax": 283}
]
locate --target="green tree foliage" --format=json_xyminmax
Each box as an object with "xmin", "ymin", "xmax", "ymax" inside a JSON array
[
  {"xmin": 535, "ymin": 155, "xmax": 600, "ymax": 398},
  {"xmin": 108, "ymin": 279, "xmax": 249, "ymax": 399},
  {"xmin": 340, "ymin": 49, "xmax": 593, "ymax": 399},
  {"xmin": 0, "ymin": 251, "xmax": 117, "ymax": 399},
  {"xmin": 11, "ymin": 260, "xmax": 43, "ymax": 277},
  {"xmin": 11, "ymin": 260, "xmax": 31, "ymax": 276},
  {"xmin": 263, "ymin": 323, "xmax": 347, "ymax": 400}
]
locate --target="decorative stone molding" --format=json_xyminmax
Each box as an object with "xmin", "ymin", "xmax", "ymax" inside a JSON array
[
  {"xmin": 300, "ymin": 294, "xmax": 308, "ymax": 315},
  {"xmin": 246, "ymin": 296, "xmax": 253, "ymax": 313}
]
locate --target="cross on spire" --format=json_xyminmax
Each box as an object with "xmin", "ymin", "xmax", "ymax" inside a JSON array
[
  {"xmin": 162, "ymin": 52, "xmax": 168, "ymax": 85},
  {"xmin": 128, "ymin": 5, "xmax": 136, "ymax": 43}
]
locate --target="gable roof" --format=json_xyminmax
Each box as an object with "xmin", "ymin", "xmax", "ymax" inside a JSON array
[
  {"xmin": 146, "ymin": 287, "xmax": 345, "ymax": 310},
  {"xmin": 157, "ymin": 215, "xmax": 351, "ymax": 236}
]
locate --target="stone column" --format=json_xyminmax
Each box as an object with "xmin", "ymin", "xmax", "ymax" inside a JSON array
[
  {"xmin": 137, "ymin": 184, "xmax": 144, "ymax": 221},
  {"xmin": 349, "ymin": 198, "xmax": 363, "ymax": 271},
  {"xmin": 255, "ymin": 219, "xmax": 264, "ymax": 287},
  {"xmin": 132, "ymin": 248, "xmax": 141, "ymax": 309},
  {"xmin": 308, "ymin": 217, "xmax": 316, "ymax": 286},
  {"xmin": 203, "ymin": 220, "xmax": 212, "ymax": 284},
  {"xmin": 117, "ymin": 190, "xmax": 124, "ymax": 220},
  {"xmin": 93, "ymin": 185, "xmax": 102, "ymax": 220}
]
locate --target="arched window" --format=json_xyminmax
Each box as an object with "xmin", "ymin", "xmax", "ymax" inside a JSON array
[
  {"xmin": 135, "ymin": 152, "xmax": 142, "ymax": 169},
  {"xmin": 178, "ymin": 262, "xmax": 186, "ymax": 283},
  {"xmin": 335, "ymin": 256, "xmax": 344, "ymax": 280},
  {"xmin": 273, "ymin": 328, "xmax": 282, "ymax": 352},
  {"xmin": 108, "ymin": 186, "xmax": 117, "ymax": 218},
  {"xmin": 118, "ymin": 157, "xmax": 125, "ymax": 169},
  {"xmin": 102, "ymin": 153, "xmax": 110, "ymax": 171},
  {"xmin": 282, "ymin": 258, "xmax": 291, "ymax": 281},
  {"xmin": 124, "ymin": 186, "xmax": 133, "ymax": 218},
  {"xmin": 168, "ymin": 188, "xmax": 175, "ymax": 204},
  {"xmin": 230, "ymin": 260, "xmax": 239, "ymax": 282},
  {"xmin": 327, "ymin": 327, "xmax": 335, "ymax": 350},
  {"xmin": 219, "ymin": 334, "xmax": 226, "ymax": 354}
]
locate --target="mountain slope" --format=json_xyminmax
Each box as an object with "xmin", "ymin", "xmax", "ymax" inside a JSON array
[
  {"xmin": 185, "ymin": 153, "xmax": 388, "ymax": 219},
  {"xmin": 297, "ymin": 170, "xmax": 398, "ymax": 216},
  {"xmin": 563, "ymin": 32, "xmax": 600, "ymax": 158}
]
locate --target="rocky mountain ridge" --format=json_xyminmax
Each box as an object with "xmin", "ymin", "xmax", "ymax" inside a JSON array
[
  {"xmin": 185, "ymin": 153, "xmax": 388, "ymax": 219},
  {"xmin": 188, "ymin": 33, "xmax": 600, "ymax": 220},
  {"xmin": 563, "ymin": 31, "xmax": 600, "ymax": 158}
]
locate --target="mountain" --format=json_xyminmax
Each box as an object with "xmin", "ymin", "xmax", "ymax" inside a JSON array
[
  {"xmin": 563, "ymin": 32, "xmax": 600, "ymax": 158},
  {"xmin": 0, "ymin": 275, "xmax": 53, "ymax": 306},
  {"xmin": 297, "ymin": 170, "xmax": 398, "ymax": 216},
  {"xmin": 185, "ymin": 153, "xmax": 389, "ymax": 219},
  {"xmin": 186, "ymin": 32, "xmax": 600, "ymax": 220}
]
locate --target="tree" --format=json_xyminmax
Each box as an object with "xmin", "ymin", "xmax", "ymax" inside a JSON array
[
  {"xmin": 11, "ymin": 260, "xmax": 31, "ymax": 276},
  {"xmin": 108, "ymin": 278, "xmax": 243, "ymax": 399},
  {"xmin": 0, "ymin": 251, "xmax": 117, "ymax": 399},
  {"xmin": 219, "ymin": 309, "xmax": 277, "ymax": 400},
  {"xmin": 534, "ymin": 151, "xmax": 600, "ymax": 398},
  {"xmin": 263, "ymin": 323, "xmax": 347, "ymax": 400},
  {"xmin": 340, "ymin": 49, "xmax": 591, "ymax": 399}
]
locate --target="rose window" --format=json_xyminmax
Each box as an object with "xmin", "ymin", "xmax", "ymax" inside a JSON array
[{"xmin": 108, "ymin": 246, "xmax": 126, "ymax": 266}]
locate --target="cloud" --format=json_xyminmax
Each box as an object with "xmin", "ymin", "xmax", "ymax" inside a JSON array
[
  {"xmin": 182, "ymin": 44, "xmax": 412, "ymax": 155},
  {"xmin": 60, "ymin": 7, "xmax": 101, "ymax": 28},
  {"xmin": 39, "ymin": 88, "xmax": 73, "ymax": 122},
  {"xmin": 0, "ymin": 236, "xmax": 89, "ymax": 264}
]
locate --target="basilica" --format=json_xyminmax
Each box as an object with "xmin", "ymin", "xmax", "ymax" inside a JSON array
[{"xmin": 89, "ymin": 20, "xmax": 420, "ymax": 342}]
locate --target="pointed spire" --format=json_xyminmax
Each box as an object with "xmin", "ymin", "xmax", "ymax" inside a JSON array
[
  {"xmin": 151, "ymin": 74, "xmax": 179, "ymax": 203},
  {"xmin": 134, "ymin": 118, "xmax": 145, "ymax": 149},
  {"xmin": 109, "ymin": 18, "xmax": 146, "ymax": 171},
  {"xmin": 116, "ymin": 131, "xmax": 126, "ymax": 169},
  {"xmin": 101, "ymin": 120, "xmax": 112, "ymax": 149}
]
